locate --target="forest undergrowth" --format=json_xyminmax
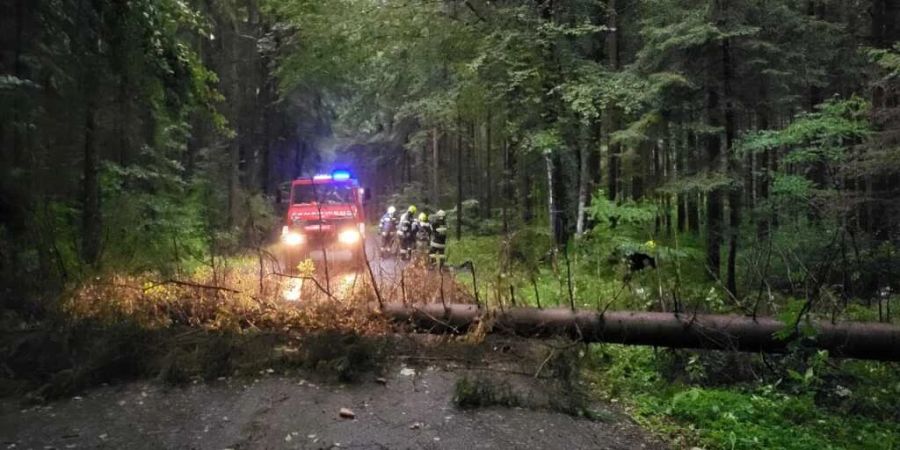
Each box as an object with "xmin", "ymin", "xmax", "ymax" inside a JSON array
[{"xmin": 444, "ymin": 230, "xmax": 900, "ymax": 450}]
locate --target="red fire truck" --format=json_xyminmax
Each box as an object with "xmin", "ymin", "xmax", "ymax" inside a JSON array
[{"xmin": 280, "ymin": 170, "xmax": 368, "ymax": 267}]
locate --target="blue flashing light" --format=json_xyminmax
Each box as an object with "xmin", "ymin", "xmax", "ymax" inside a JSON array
[
  {"xmin": 332, "ymin": 170, "xmax": 352, "ymax": 181},
  {"xmin": 313, "ymin": 174, "xmax": 332, "ymax": 181}
]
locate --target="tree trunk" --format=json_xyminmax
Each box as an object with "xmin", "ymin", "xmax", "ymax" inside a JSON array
[
  {"xmin": 81, "ymin": 98, "xmax": 101, "ymax": 266},
  {"xmin": 522, "ymin": 174, "xmax": 534, "ymax": 224},
  {"xmin": 706, "ymin": 86, "xmax": 723, "ymax": 279},
  {"xmin": 755, "ymin": 101, "xmax": 770, "ymax": 238},
  {"xmin": 432, "ymin": 128, "xmax": 439, "ymax": 206},
  {"xmin": 723, "ymin": 38, "xmax": 739, "ymax": 297},
  {"xmin": 485, "ymin": 109, "xmax": 493, "ymax": 218},
  {"xmin": 468, "ymin": 121, "xmax": 476, "ymax": 206},
  {"xmin": 10, "ymin": 0, "xmax": 27, "ymax": 167},
  {"xmin": 383, "ymin": 304, "xmax": 900, "ymax": 362},
  {"xmin": 544, "ymin": 150, "xmax": 557, "ymax": 244},
  {"xmin": 576, "ymin": 126, "xmax": 592, "ymax": 235},
  {"xmin": 686, "ymin": 129, "xmax": 701, "ymax": 233},
  {"xmin": 605, "ymin": 0, "xmax": 620, "ymax": 201},
  {"xmin": 502, "ymin": 137, "xmax": 509, "ymax": 234},
  {"xmin": 226, "ymin": 24, "xmax": 242, "ymax": 227},
  {"xmin": 676, "ymin": 128, "xmax": 686, "ymax": 232},
  {"xmin": 456, "ymin": 113, "xmax": 463, "ymax": 240}
]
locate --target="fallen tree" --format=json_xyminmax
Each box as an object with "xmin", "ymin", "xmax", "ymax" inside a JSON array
[{"xmin": 381, "ymin": 304, "xmax": 900, "ymax": 361}]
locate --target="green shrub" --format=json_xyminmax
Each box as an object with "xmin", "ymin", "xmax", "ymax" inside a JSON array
[{"xmin": 588, "ymin": 344, "xmax": 900, "ymax": 450}]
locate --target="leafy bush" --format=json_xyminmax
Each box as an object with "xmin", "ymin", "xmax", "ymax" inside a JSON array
[
  {"xmin": 588, "ymin": 344, "xmax": 900, "ymax": 450},
  {"xmin": 668, "ymin": 388, "xmax": 899, "ymax": 450}
]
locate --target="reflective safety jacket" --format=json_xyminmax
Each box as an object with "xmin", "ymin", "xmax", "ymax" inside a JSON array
[
  {"xmin": 398, "ymin": 212, "xmax": 415, "ymax": 235},
  {"xmin": 380, "ymin": 212, "xmax": 397, "ymax": 233},
  {"xmin": 430, "ymin": 218, "xmax": 448, "ymax": 251},
  {"xmin": 416, "ymin": 220, "xmax": 432, "ymax": 242}
]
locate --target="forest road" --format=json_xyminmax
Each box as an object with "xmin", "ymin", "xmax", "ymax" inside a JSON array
[
  {"xmin": 0, "ymin": 351, "xmax": 666, "ymax": 450},
  {"xmin": 275, "ymin": 233, "xmax": 406, "ymax": 297}
]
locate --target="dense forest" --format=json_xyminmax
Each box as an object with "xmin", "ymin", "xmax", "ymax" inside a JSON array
[
  {"xmin": 2, "ymin": 0, "xmax": 899, "ymax": 299},
  {"xmin": 1, "ymin": 0, "xmax": 900, "ymax": 448}
]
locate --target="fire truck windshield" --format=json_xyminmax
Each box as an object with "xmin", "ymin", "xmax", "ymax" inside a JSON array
[{"xmin": 292, "ymin": 184, "xmax": 354, "ymax": 205}]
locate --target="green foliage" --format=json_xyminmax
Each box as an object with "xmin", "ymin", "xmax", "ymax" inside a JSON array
[
  {"xmin": 667, "ymin": 388, "xmax": 899, "ymax": 449},
  {"xmin": 770, "ymin": 174, "xmax": 815, "ymax": 200},
  {"xmin": 523, "ymin": 129, "xmax": 564, "ymax": 154},
  {"xmin": 588, "ymin": 190, "xmax": 657, "ymax": 229},
  {"xmin": 658, "ymin": 172, "xmax": 735, "ymax": 194},
  {"xmin": 590, "ymin": 345, "xmax": 900, "ymax": 450},
  {"xmin": 773, "ymin": 298, "xmax": 816, "ymax": 340},
  {"xmin": 738, "ymin": 97, "xmax": 871, "ymax": 163},
  {"xmin": 867, "ymin": 43, "xmax": 900, "ymax": 78},
  {"xmin": 0, "ymin": 0, "xmax": 233, "ymax": 291}
]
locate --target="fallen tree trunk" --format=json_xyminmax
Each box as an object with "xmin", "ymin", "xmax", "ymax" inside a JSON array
[{"xmin": 381, "ymin": 304, "xmax": 900, "ymax": 361}]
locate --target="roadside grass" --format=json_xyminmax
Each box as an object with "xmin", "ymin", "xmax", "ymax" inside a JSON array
[{"xmin": 448, "ymin": 233, "xmax": 900, "ymax": 450}]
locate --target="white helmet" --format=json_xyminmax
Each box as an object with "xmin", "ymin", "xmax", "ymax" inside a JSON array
[
  {"xmin": 434, "ymin": 210, "xmax": 446, "ymax": 219},
  {"xmin": 387, "ymin": 205, "xmax": 396, "ymax": 214}
]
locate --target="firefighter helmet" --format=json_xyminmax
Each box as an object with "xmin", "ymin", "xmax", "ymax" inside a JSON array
[
  {"xmin": 387, "ymin": 205, "xmax": 396, "ymax": 214},
  {"xmin": 418, "ymin": 212, "xmax": 428, "ymax": 222},
  {"xmin": 434, "ymin": 210, "xmax": 446, "ymax": 220},
  {"xmin": 408, "ymin": 205, "xmax": 417, "ymax": 214}
]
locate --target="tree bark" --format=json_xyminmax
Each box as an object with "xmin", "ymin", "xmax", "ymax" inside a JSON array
[
  {"xmin": 456, "ymin": 113, "xmax": 463, "ymax": 240},
  {"xmin": 675, "ymin": 126, "xmax": 688, "ymax": 233},
  {"xmin": 485, "ymin": 109, "xmax": 493, "ymax": 218},
  {"xmin": 9, "ymin": 0, "xmax": 27, "ymax": 167},
  {"xmin": 723, "ymin": 38, "xmax": 739, "ymax": 297},
  {"xmin": 576, "ymin": 128, "xmax": 591, "ymax": 235},
  {"xmin": 544, "ymin": 150, "xmax": 557, "ymax": 243},
  {"xmin": 605, "ymin": 0, "xmax": 620, "ymax": 201},
  {"xmin": 755, "ymin": 96, "xmax": 770, "ymax": 238},
  {"xmin": 686, "ymin": 129, "xmax": 700, "ymax": 233},
  {"xmin": 432, "ymin": 128, "xmax": 439, "ymax": 206},
  {"xmin": 81, "ymin": 97, "xmax": 101, "ymax": 266},
  {"xmin": 226, "ymin": 22, "xmax": 242, "ymax": 227},
  {"xmin": 705, "ymin": 81, "xmax": 723, "ymax": 279},
  {"xmin": 503, "ymin": 134, "xmax": 517, "ymax": 234},
  {"xmin": 382, "ymin": 304, "xmax": 900, "ymax": 361}
]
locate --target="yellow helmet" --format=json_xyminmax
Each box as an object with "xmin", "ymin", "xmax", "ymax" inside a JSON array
[
  {"xmin": 418, "ymin": 212, "xmax": 428, "ymax": 222},
  {"xmin": 408, "ymin": 205, "xmax": 417, "ymax": 214}
]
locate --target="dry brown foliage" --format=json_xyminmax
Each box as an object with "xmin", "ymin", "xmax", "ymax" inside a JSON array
[
  {"xmin": 64, "ymin": 273, "xmax": 386, "ymax": 336},
  {"xmin": 62, "ymin": 256, "xmax": 474, "ymax": 336}
]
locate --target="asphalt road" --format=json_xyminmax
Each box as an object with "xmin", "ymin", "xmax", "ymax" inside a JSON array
[{"xmin": 0, "ymin": 359, "xmax": 664, "ymax": 450}]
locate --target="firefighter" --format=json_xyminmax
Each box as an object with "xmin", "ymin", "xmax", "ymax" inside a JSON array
[
  {"xmin": 397, "ymin": 205, "xmax": 417, "ymax": 259},
  {"xmin": 379, "ymin": 206, "xmax": 398, "ymax": 254},
  {"xmin": 429, "ymin": 210, "xmax": 448, "ymax": 268},
  {"xmin": 415, "ymin": 212, "xmax": 432, "ymax": 254}
]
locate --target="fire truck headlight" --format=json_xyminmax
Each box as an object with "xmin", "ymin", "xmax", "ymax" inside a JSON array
[
  {"xmin": 283, "ymin": 232, "xmax": 305, "ymax": 246},
  {"xmin": 338, "ymin": 228, "xmax": 361, "ymax": 245}
]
